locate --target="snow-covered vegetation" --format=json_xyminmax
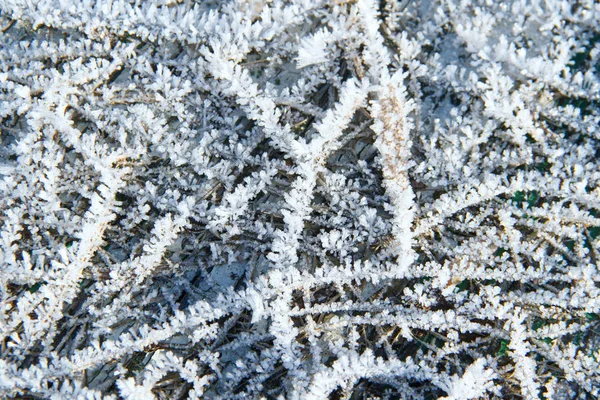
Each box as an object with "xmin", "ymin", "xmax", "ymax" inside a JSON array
[{"xmin": 0, "ymin": 0, "xmax": 599, "ymax": 398}]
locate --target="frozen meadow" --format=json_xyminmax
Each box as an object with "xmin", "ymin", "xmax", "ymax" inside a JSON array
[{"xmin": 0, "ymin": 0, "xmax": 599, "ymax": 398}]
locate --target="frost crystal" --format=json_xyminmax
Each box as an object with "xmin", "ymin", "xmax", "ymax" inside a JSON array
[{"xmin": 0, "ymin": 0, "xmax": 599, "ymax": 398}]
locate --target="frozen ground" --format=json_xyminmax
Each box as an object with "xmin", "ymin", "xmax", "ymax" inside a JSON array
[{"xmin": 0, "ymin": 0, "xmax": 599, "ymax": 398}]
